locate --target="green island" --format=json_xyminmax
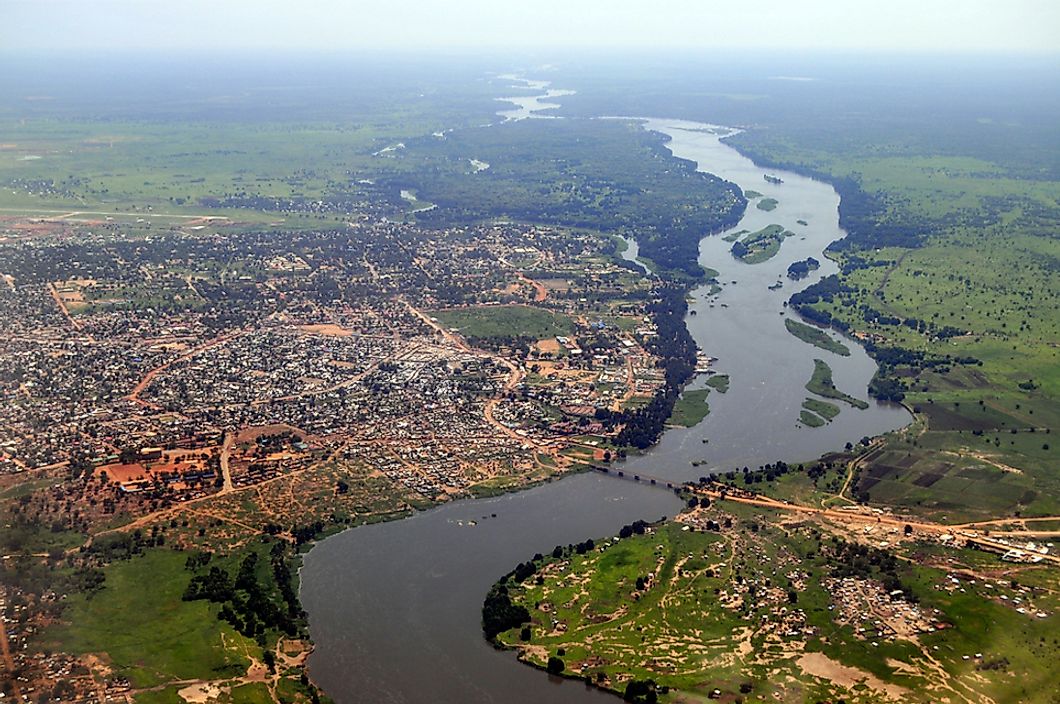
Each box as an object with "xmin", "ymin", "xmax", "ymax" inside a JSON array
[
  {"xmin": 704, "ymin": 374, "xmax": 730, "ymax": 393},
  {"xmin": 784, "ymin": 317, "xmax": 851, "ymax": 356},
  {"xmin": 802, "ymin": 396, "xmax": 841, "ymax": 423},
  {"xmin": 799, "ymin": 409, "xmax": 826, "ymax": 427},
  {"xmin": 806, "ymin": 359, "xmax": 870, "ymax": 409},
  {"xmin": 755, "ymin": 197, "xmax": 778, "ymax": 211},
  {"xmin": 742, "ymin": 189, "xmax": 763, "ymax": 199},
  {"xmin": 668, "ymin": 389, "xmax": 711, "ymax": 427},
  {"xmin": 729, "ymin": 224, "xmax": 793, "ymax": 264}
]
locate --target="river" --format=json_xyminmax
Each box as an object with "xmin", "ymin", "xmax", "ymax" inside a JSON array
[
  {"xmin": 495, "ymin": 74, "xmax": 577, "ymax": 121},
  {"xmin": 300, "ymin": 87, "xmax": 911, "ymax": 704}
]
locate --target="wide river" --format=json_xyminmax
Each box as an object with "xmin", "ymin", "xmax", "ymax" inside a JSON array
[{"xmin": 300, "ymin": 93, "xmax": 912, "ymax": 703}]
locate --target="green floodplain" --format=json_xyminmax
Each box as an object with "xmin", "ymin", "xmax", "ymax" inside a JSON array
[{"xmin": 491, "ymin": 503, "xmax": 1060, "ymax": 703}]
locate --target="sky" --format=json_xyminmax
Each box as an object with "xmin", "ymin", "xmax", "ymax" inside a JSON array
[{"xmin": 3, "ymin": 0, "xmax": 1059, "ymax": 54}]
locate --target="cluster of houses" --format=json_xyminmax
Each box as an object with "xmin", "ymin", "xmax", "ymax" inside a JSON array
[{"xmin": 826, "ymin": 576, "xmax": 943, "ymax": 640}]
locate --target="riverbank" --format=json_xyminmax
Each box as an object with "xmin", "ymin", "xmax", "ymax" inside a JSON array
[{"xmin": 487, "ymin": 478, "xmax": 1060, "ymax": 703}]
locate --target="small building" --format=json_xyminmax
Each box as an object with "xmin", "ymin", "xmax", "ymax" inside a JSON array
[{"xmin": 139, "ymin": 446, "xmax": 164, "ymax": 461}]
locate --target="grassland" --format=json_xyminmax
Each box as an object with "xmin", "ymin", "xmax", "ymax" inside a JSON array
[
  {"xmin": 704, "ymin": 374, "xmax": 729, "ymax": 393},
  {"xmin": 45, "ymin": 550, "xmax": 253, "ymax": 688},
  {"xmin": 799, "ymin": 410, "xmax": 826, "ymax": 427},
  {"xmin": 786, "ymin": 220, "xmax": 1058, "ymax": 517},
  {"xmin": 429, "ymin": 305, "xmax": 573, "ymax": 340},
  {"xmin": 0, "ymin": 65, "xmax": 506, "ymax": 236},
  {"xmin": 784, "ymin": 318, "xmax": 850, "ymax": 356},
  {"xmin": 668, "ymin": 388, "xmax": 710, "ymax": 427},
  {"xmin": 802, "ymin": 397, "xmax": 841, "ymax": 422},
  {"xmin": 806, "ymin": 359, "xmax": 870, "ymax": 410}
]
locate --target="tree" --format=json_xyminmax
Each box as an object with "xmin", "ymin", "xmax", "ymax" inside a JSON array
[
  {"xmin": 263, "ymin": 649, "xmax": 276, "ymax": 673},
  {"xmin": 547, "ymin": 656, "xmax": 565, "ymax": 675},
  {"xmin": 623, "ymin": 679, "xmax": 659, "ymax": 703},
  {"xmin": 482, "ymin": 585, "xmax": 530, "ymax": 639}
]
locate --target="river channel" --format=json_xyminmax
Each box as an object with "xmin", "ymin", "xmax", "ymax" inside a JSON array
[{"xmin": 300, "ymin": 86, "xmax": 912, "ymax": 704}]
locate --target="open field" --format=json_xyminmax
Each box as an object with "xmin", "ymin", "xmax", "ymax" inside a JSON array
[
  {"xmin": 429, "ymin": 305, "xmax": 574, "ymax": 340},
  {"xmin": 45, "ymin": 549, "xmax": 252, "ymax": 688}
]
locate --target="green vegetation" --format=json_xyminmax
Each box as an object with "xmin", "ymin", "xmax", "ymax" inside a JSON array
[
  {"xmin": 668, "ymin": 388, "xmax": 710, "ymax": 427},
  {"xmin": 756, "ymin": 197, "xmax": 778, "ymax": 211},
  {"xmin": 848, "ymin": 429, "xmax": 1060, "ymax": 521},
  {"xmin": 730, "ymin": 224, "xmax": 792, "ymax": 264},
  {"xmin": 704, "ymin": 374, "xmax": 729, "ymax": 393},
  {"xmin": 800, "ymin": 397, "xmax": 841, "ymax": 427},
  {"xmin": 694, "ymin": 76, "xmax": 1060, "ymax": 519},
  {"xmin": 806, "ymin": 359, "xmax": 869, "ymax": 409},
  {"xmin": 491, "ymin": 507, "xmax": 1060, "ymax": 703},
  {"xmin": 742, "ymin": 190, "xmax": 763, "ymax": 199},
  {"xmin": 784, "ymin": 317, "xmax": 851, "ymax": 356},
  {"xmin": 495, "ymin": 57, "xmax": 1060, "ymax": 698},
  {"xmin": 0, "ymin": 61, "xmax": 508, "ymax": 235},
  {"xmin": 46, "ymin": 549, "xmax": 252, "ymax": 688},
  {"xmin": 430, "ymin": 305, "xmax": 573, "ymax": 341},
  {"xmin": 803, "ymin": 397, "xmax": 841, "ymax": 421},
  {"xmin": 555, "ymin": 63, "xmax": 1059, "ymax": 517},
  {"xmin": 391, "ymin": 118, "xmax": 746, "ymax": 280},
  {"xmin": 799, "ymin": 410, "xmax": 826, "ymax": 427}
]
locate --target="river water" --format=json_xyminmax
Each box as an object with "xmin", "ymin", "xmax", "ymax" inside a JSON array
[
  {"xmin": 300, "ymin": 91, "xmax": 911, "ymax": 704},
  {"xmin": 495, "ymin": 74, "xmax": 576, "ymax": 121}
]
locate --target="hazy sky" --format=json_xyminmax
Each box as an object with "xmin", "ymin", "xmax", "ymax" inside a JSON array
[{"xmin": 4, "ymin": 0, "xmax": 1058, "ymax": 53}]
